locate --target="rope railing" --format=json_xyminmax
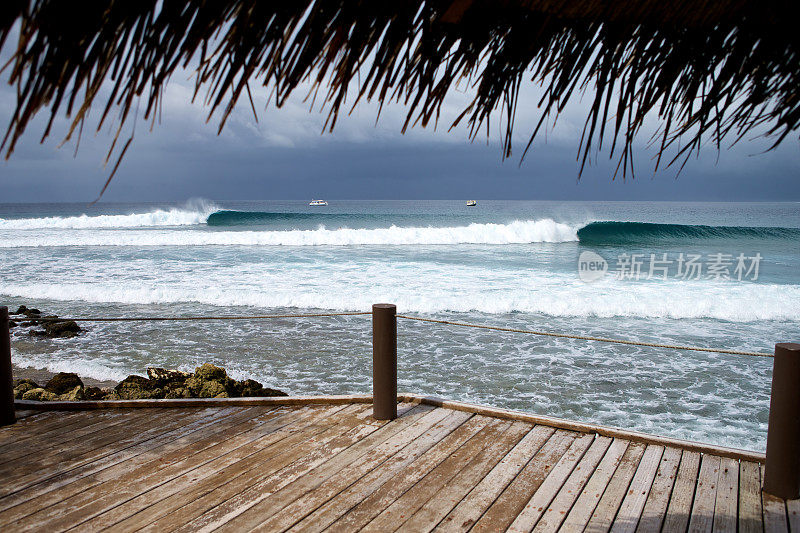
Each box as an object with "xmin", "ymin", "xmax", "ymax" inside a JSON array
[
  {"xmin": 8, "ymin": 308, "xmax": 772, "ymax": 357},
  {"xmin": 9, "ymin": 311, "xmax": 371, "ymax": 322},
  {"xmin": 395, "ymin": 314, "xmax": 774, "ymax": 358}
]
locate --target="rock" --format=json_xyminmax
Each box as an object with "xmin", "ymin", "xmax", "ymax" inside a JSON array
[
  {"xmin": 104, "ymin": 390, "xmax": 122, "ymax": 400},
  {"xmin": 117, "ymin": 388, "xmax": 161, "ymax": 400},
  {"xmin": 84, "ymin": 386, "xmax": 109, "ymax": 400},
  {"xmin": 45, "ymin": 372, "xmax": 83, "ymax": 394},
  {"xmin": 12, "ymin": 305, "xmax": 27, "ymax": 315},
  {"xmin": 26, "ymin": 308, "xmax": 41, "ymax": 316},
  {"xmin": 117, "ymin": 375, "xmax": 152, "ymax": 389},
  {"xmin": 163, "ymin": 385, "xmax": 192, "ymax": 399},
  {"xmin": 115, "ymin": 374, "xmax": 160, "ymax": 399},
  {"xmin": 26, "ymin": 319, "xmax": 83, "ymax": 339},
  {"xmin": 194, "ymin": 363, "xmax": 228, "ymax": 382},
  {"xmin": 8, "ymin": 320, "xmax": 17, "ymax": 328},
  {"xmin": 147, "ymin": 367, "xmax": 191, "ymax": 384},
  {"xmin": 13, "ymin": 363, "xmax": 286, "ymax": 402},
  {"xmin": 22, "ymin": 388, "xmax": 58, "ymax": 401},
  {"xmin": 185, "ymin": 376, "xmax": 230, "ymax": 398},
  {"xmin": 236, "ymin": 379, "xmax": 288, "ymax": 397},
  {"xmin": 58, "ymin": 385, "xmax": 86, "ymax": 401},
  {"xmin": 183, "ymin": 364, "xmax": 237, "ymax": 398},
  {"xmin": 13, "ymin": 379, "xmax": 39, "ymax": 399},
  {"xmin": 44, "ymin": 320, "xmax": 82, "ymax": 338}
]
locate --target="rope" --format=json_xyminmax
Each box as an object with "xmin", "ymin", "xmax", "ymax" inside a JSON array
[
  {"xmin": 8, "ymin": 311, "xmax": 371, "ymax": 322},
  {"xmin": 8, "ymin": 309, "xmax": 773, "ymax": 358},
  {"xmin": 396, "ymin": 315, "xmax": 773, "ymax": 358}
]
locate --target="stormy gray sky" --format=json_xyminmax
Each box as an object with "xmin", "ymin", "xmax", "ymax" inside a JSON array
[{"xmin": 0, "ymin": 60, "xmax": 798, "ymax": 203}]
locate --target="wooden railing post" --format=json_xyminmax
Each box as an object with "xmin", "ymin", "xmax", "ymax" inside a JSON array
[
  {"xmin": 0, "ymin": 306, "xmax": 15, "ymax": 426},
  {"xmin": 763, "ymin": 342, "xmax": 800, "ymax": 498},
  {"xmin": 372, "ymin": 303, "xmax": 397, "ymax": 420}
]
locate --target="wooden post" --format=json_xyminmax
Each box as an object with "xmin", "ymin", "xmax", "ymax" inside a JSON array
[
  {"xmin": 372, "ymin": 303, "xmax": 397, "ymax": 420},
  {"xmin": 0, "ymin": 306, "xmax": 15, "ymax": 426},
  {"xmin": 763, "ymin": 342, "xmax": 800, "ymax": 498}
]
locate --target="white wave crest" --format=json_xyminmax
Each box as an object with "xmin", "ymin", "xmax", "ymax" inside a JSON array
[
  {"xmin": 0, "ymin": 199, "xmax": 218, "ymax": 230},
  {"xmin": 0, "ymin": 219, "xmax": 579, "ymax": 247},
  {"xmin": 3, "ymin": 278, "xmax": 798, "ymax": 322}
]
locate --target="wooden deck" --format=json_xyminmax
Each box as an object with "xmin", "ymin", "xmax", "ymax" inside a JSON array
[{"xmin": 0, "ymin": 401, "xmax": 796, "ymax": 532}]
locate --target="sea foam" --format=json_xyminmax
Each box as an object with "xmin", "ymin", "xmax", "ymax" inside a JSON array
[
  {"xmin": 4, "ymin": 276, "xmax": 798, "ymax": 321},
  {"xmin": 0, "ymin": 219, "xmax": 579, "ymax": 247},
  {"xmin": 0, "ymin": 200, "xmax": 218, "ymax": 230}
]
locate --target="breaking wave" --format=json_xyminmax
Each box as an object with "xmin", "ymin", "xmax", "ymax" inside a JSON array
[
  {"xmin": 577, "ymin": 221, "xmax": 800, "ymax": 245},
  {"xmin": 0, "ymin": 200, "xmax": 219, "ymax": 229},
  {"xmin": 0, "ymin": 219, "xmax": 580, "ymax": 247}
]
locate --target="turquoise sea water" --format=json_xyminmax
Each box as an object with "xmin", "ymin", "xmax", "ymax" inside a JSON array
[{"xmin": 1, "ymin": 199, "xmax": 798, "ymax": 451}]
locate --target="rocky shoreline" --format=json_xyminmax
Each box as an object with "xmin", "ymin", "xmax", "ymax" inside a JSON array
[
  {"xmin": 9, "ymin": 304, "xmax": 288, "ymax": 401},
  {"xmin": 14, "ymin": 364, "xmax": 288, "ymax": 401},
  {"xmin": 9, "ymin": 305, "xmax": 83, "ymax": 338}
]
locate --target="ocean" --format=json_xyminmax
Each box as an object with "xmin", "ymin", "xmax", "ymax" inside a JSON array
[{"xmin": 1, "ymin": 199, "xmax": 799, "ymax": 452}]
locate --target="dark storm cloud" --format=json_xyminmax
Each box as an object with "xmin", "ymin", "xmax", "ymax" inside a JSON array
[{"xmin": 0, "ymin": 69, "xmax": 797, "ymax": 203}]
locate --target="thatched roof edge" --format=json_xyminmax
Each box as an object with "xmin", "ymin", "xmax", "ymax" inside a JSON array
[{"xmin": 1, "ymin": 0, "xmax": 797, "ymax": 191}]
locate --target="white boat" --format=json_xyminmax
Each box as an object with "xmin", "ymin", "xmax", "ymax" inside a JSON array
[
  {"xmin": 309, "ymin": 199, "xmax": 328, "ymax": 206},
  {"xmin": 466, "ymin": 200, "xmax": 477, "ymax": 206}
]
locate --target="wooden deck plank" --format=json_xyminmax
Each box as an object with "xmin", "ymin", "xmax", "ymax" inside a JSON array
[
  {"xmin": 0, "ymin": 407, "xmax": 260, "ymax": 527},
  {"xmin": 357, "ymin": 418, "xmax": 514, "ymax": 532},
  {"xmin": 60, "ymin": 404, "xmax": 369, "ymax": 532},
  {"xmin": 215, "ymin": 409, "xmax": 475, "ymax": 533},
  {"xmin": 298, "ymin": 418, "xmax": 512, "ymax": 533},
  {"xmin": 0, "ymin": 407, "xmax": 242, "ymax": 472},
  {"xmin": 687, "ymin": 454, "xmax": 721, "ymax": 533},
  {"xmin": 288, "ymin": 410, "xmax": 477, "ymax": 533},
  {"xmin": 530, "ymin": 436, "xmax": 613, "ymax": 533},
  {"xmin": 21, "ymin": 406, "xmax": 313, "ymax": 530},
  {"xmin": 324, "ymin": 415, "xmax": 494, "ymax": 533},
  {"xmin": 635, "ymin": 447, "xmax": 682, "ymax": 533},
  {"xmin": 738, "ymin": 461, "xmax": 763, "ymax": 533},
  {"xmin": 762, "ymin": 464, "xmax": 789, "ymax": 533},
  {"xmin": 763, "ymin": 494, "xmax": 789, "ymax": 533},
  {"xmin": 103, "ymin": 404, "xmax": 344, "ymax": 532},
  {"xmin": 134, "ymin": 404, "xmax": 398, "ymax": 533},
  {"xmin": 0, "ymin": 407, "xmax": 241, "ymax": 521},
  {"xmin": 0, "ymin": 410, "xmax": 91, "ymax": 446},
  {"xmin": 471, "ymin": 429, "xmax": 578, "ymax": 532},
  {"xmin": 786, "ymin": 498, "xmax": 800, "ymax": 533},
  {"xmin": 11, "ymin": 409, "xmax": 48, "ymax": 420},
  {"xmin": 0, "ymin": 409, "xmax": 124, "ymax": 455},
  {"xmin": 0, "ymin": 402, "xmax": 784, "ymax": 533},
  {"xmin": 508, "ymin": 432, "xmax": 597, "ymax": 532},
  {"xmin": 559, "ymin": 438, "xmax": 630, "ymax": 532},
  {"xmin": 610, "ymin": 445, "xmax": 665, "ymax": 533},
  {"xmin": 396, "ymin": 421, "xmax": 533, "ymax": 533},
  {"xmin": 171, "ymin": 404, "xmax": 437, "ymax": 533},
  {"xmin": 712, "ymin": 457, "xmax": 739, "ymax": 533},
  {"xmin": 0, "ymin": 407, "xmax": 214, "ymax": 498},
  {"xmin": 0, "ymin": 408, "xmax": 158, "ymax": 475},
  {"xmin": 661, "ymin": 451, "xmax": 701, "ymax": 533},
  {"xmin": 10, "ymin": 405, "xmax": 300, "ymax": 531},
  {"xmin": 582, "ymin": 441, "xmax": 647, "ymax": 533},
  {"xmin": 434, "ymin": 425, "xmax": 556, "ymax": 533},
  {"xmin": 277, "ymin": 410, "xmax": 474, "ymax": 532}
]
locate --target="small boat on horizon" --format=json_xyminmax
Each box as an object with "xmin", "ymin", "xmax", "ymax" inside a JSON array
[
  {"xmin": 466, "ymin": 200, "xmax": 477, "ymax": 206},
  {"xmin": 309, "ymin": 199, "xmax": 328, "ymax": 206}
]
